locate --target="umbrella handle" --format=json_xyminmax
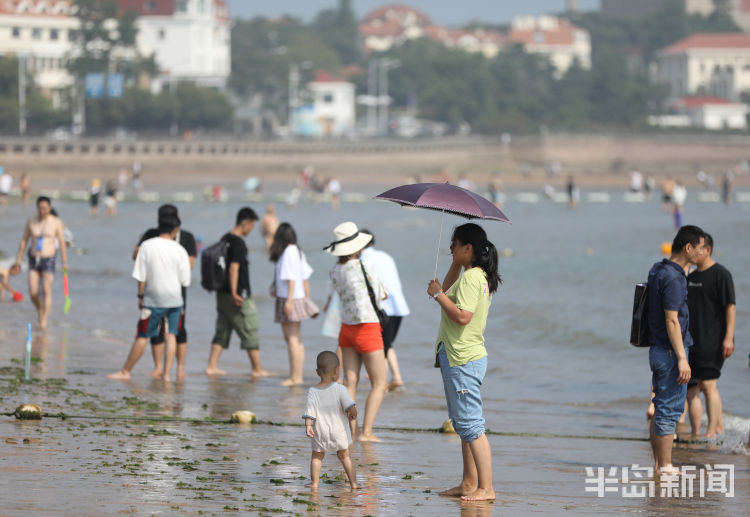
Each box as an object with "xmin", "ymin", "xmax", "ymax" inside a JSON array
[{"xmin": 434, "ymin": 209, "xmax": 445, "ymax": 281}]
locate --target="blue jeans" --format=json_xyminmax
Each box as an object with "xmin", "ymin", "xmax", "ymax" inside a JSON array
[
  {"xmin": 438, "ymin": 344, "xmax": 487, "ymax": 443},
  {"xmin": 650, "ymin": 345, "xmax": 688, "ymax": 436}
]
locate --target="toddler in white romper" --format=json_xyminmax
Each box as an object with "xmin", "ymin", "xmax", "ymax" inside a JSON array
[{"xmin": 303, "ymin": 351, "xmax": 358, "ymax": 489}]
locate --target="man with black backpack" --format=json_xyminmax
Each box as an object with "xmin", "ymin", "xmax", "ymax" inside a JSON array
[
  {"xmin": 204, "ymin": 207, "xmax": 271, "ymax": 379},
  {"xmin": 646, "ymin": 225, "xmax": 705, "ymax": 480}
]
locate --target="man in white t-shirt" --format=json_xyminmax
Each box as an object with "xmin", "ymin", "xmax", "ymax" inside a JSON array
[{"xmin": 108, "ymin": 215, "xmax": 191, "ymax": 382}]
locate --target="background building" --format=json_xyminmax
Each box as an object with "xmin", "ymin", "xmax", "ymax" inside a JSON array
[
  {"xmin": 656, "ymin": 33, "xmax": 750, "ymax": 100},
  {"xmin": 359, "ymin": 5, "xmax": 590, "ymax": 74},
  {"xmin": 0, "ymin": 0, "xmax": 77, "ymax": 106},
  {"xmin": 295, "ymin": 71, "xmax": 355, "ymax": 137},
  {"xmin": 118, "ymin": 0, "xmax": 230, "ymax": 89},
  {"xmin": 508, "ymin": 15, "xmax": 591, "ymax": 74}
]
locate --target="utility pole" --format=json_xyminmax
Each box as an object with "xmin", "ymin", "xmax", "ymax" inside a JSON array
[
  {"xmin": 288, "ymin": 63, "xmax": 299, "ymax": 134},
  {"xmin": 18, "ymin": 55, "xmax": 27, "ymax": 135},
  {"xmin": 377, "ymin": 58, "xmax": 399, "ymax": 136},
  {"xmin": 378, "ymin": 58, "xmax": 388, "ymax": 136},
  {"xmin": 367, "ymin": 59, "xmax": 377, "ymax": 136}
]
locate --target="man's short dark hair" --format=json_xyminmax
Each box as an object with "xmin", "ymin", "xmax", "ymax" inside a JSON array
[
  {"xmin": 672, "ymin": 225, "xmax": 704, "ymax": 255},
  {"xmin": 703, "ymin": 232, "xmax": 714, "ymax": 255},
  {"xmin": 36, "ymin": 195, "xmax": 51, "ymax": 206},
  {"xmin": 236, "ymin": 207, "xmax": 258, "ymax": 225},
  {"xmin": 158, "ymin": 204, "xmax": 178, "ymax": 218},
  {"xmin": 360, "ymin": 229, "xmax": 375, "ymax": 247},
  {"xmin": 158, "ymin": 214, "xmax": 180, "ymax": 234}
]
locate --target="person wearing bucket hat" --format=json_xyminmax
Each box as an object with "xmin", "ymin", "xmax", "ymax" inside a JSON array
[{"xmin": 324, "ymin": 221, "xmax": 388, "ymax": 442}]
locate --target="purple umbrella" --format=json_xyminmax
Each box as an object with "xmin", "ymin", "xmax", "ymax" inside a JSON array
[{"xmin": 375, "ymin": 183, "xmax": 510, "ymax": 277}]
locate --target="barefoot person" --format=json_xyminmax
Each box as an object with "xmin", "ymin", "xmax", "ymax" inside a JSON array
[
  {"xmin": 260, "ymin": 204, "xmax": 280, "ymax": 253},
  {"xmin": 269, "ymin": 223, "xmax": 318, "ymax": 386},
  {"xmin": 646, "ymin": 225, "xmax": 705, "ymax": 478},
  {"xmin": 360, "ymin": 230, "xmax": 409, "ymax": 390},
  {"xmin": 205, "ymin": 207, "xmax": 271, "ymax": 379},
  {"xmin": 686, "ymin": 232, "xmax": 735, "ymax": 438},
  {"xmin": 324, "ymin": 222, "xmax": 388, "ymax": 442},
  {"xmin": 11, "ymin": 196, "xmax": 68, "ymax": 329},
  {"xmin": 303, "ymin": 351, "xmax": 358, "ymax": 490},
  {"xmin": 133, "ymin": 204, "xmax": 197, "ymax": 380},
  {"xmin": 426, "ymin": 223, "xmax": 499, "ymax": 502},
  {"xmin": 108, "ymin": 214, "xmax": 191, "ymax": 382}
]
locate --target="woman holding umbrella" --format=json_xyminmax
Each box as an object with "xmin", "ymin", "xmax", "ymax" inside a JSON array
[
  {"xmin": 324, "ymin": 222, "xmax": 388, "ymax": 442},
  {"xmin": 426, "ymin": 222, "xmax": 499, "ymax": 501}
]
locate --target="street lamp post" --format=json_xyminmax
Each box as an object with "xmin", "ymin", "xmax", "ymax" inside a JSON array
[
  {"xmin": 378, "ymin": 57, "xmax": 399, "ymax": 137},
  {"xmin": 287, "ymin": 61, "xmax": 312, "ymax": 136},
  {"xmin": 288, "ymin": 63, "xmax": 300, "ymax": 132},
  {"xmin": 18, "ymin": 54, "xmax": 27, "ymax": 135}
]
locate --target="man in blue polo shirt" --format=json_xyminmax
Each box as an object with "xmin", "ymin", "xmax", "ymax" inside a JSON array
[{"xmin": 647, "ymin": 225, "xmax": 706, "ymax": 478}]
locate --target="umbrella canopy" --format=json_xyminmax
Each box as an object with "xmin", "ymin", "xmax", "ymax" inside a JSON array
[
  {"xmin": 375, "ymin": 183, "xmax": 510, "ymax": 279},
  {"xmin": 375, "ymin": 183, "xmax": 510, "ymax": 223}
]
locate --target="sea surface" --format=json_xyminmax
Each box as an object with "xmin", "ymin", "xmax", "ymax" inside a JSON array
[{"xmin": 0, "ymin": 190, "xmax": 748, "ymax": 515}]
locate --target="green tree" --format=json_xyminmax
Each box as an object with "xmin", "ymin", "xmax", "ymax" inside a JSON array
[
  {"xmin": 69, "ymin": 0, "xmax": 139, "ymax": 78},
  {"xmin": 0, "ymin": 56, "xmax": 67, "ymax": 134},
  {"xmin": 312, "ymin": 0, "xmax": 360, "ymax": 65}
]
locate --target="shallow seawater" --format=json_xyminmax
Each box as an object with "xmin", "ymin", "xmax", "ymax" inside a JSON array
[{"xmin": 0, "ymin": 190, "xmax": 748, "ymax": 515}]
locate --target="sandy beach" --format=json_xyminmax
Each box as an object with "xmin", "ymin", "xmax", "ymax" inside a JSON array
[{"xmin": 0, "ymin": 166, "xmax": 748, "ymax": 515}]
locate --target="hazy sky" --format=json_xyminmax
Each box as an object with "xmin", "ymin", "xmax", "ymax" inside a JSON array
[{"xmin": 227, "ymin": 0, "xmax": 601, "ymax": 25}]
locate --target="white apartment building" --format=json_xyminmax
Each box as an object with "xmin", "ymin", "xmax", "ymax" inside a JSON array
[
  {"xmin": 0, "ymin": 0, "xmax": 230, "ymax": 104},
  {"xmin": 509, "ymin": 16, "xmax": 591, "ymax": 75},
  {"xmin": 133, "ymin": 0, "xmax": 230, "ymax": 89},
  {"xmin": 656, "ymin": 33, "xmax": 750, "ymax": 100},
  {"xmin": 0, "ymin": 0, "xmax": 78, "ymax": 105}
]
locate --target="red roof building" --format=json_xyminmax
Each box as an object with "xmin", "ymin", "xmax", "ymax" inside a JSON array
[{"xmin": 656, "ymin": 33, "xmax": 750, "ymax": 101}]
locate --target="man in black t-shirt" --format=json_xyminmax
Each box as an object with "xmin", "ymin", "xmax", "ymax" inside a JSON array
[
  {"xmin": 205, "ymin": 207, "xmax": 271, "ymax": 379},
  {"xmin": 133, "ymin": 204, "xmax": 197, "ymax": 381},
  {"xmin": 686, "ymin": 233, "xmax": 736, "ymax": 438}
]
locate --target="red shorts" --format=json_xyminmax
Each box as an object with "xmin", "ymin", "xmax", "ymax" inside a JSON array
[{"xmin": 338, "ymin": 323, "xmax": 384, "ymax": 354}]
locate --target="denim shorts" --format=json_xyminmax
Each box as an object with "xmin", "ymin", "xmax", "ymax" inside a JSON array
[
  {"xmin": 438, "ymin": 343, "xmax": 487, "ymax": 443},
  {"xmin": 137, "ymin": 307, "xmax": 182, "ymax": 338},
  {"xmin": 650, "ymin": 345, "xmax": 689, "ymax": 436}
]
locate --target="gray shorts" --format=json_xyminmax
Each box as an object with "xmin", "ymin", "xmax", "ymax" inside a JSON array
[{"xmin": 211, "ymin": 292, "xmax": 259, "ymax": 350}]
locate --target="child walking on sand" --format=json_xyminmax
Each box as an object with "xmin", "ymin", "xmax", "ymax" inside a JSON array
[{"xmin": 303, "ymin": 351, "xmax": 358, "ymax": 490}]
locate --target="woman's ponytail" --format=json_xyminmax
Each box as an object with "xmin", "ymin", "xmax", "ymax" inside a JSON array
[{"xmin": 452, "ymin": 223, "xmax": 502, "ymax": 294}]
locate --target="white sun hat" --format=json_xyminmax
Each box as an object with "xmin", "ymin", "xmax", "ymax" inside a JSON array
[{"xmin": 323, "ymin": 221, "xmax": 373, "ymax": 256}]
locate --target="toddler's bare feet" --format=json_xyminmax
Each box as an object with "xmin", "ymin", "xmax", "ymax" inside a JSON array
[
  {"xmin": 106, "ymin": 370, "xmax": 131, "ymax": 380},
  {"xmin": 461, "ymin": 488, "xmax": 496, "ymax": 501},
  {"xmin": 204, "ymin": 367, "xmax": 227, "ymax": 376}
]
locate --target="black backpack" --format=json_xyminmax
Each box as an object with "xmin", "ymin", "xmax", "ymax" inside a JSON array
[
  {"xmin": 630, "ymin": 283, "xmax": 649, "ymax": 347},
  {"xmin": 201, "ymin": 238, "xmax": 230, "ymax": 292}
]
